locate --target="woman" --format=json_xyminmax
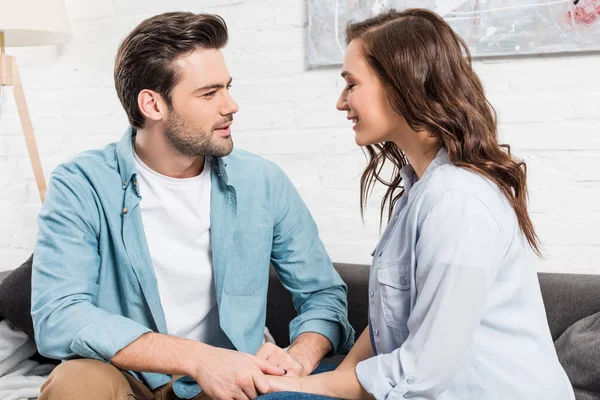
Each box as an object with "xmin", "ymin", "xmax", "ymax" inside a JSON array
[{"xmin": 267, "ymin": 8, "xmax": 575, "ymax": 400}]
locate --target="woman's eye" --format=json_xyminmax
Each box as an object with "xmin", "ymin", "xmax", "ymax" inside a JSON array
[{"xmin": 345, "ymin": 84, "xmax": 355, "ymax": 91}]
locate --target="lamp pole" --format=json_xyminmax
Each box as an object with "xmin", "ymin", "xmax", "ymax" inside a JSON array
[
  {"xmin": 0, "ymin": 31, "xmax": 11, "ymax": 85},
  {"xmin": 0, "ymin": 30, "xmax": 47, "ymax": 202}
]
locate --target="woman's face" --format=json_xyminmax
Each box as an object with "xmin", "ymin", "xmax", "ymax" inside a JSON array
[{"xmin": 336, "ymin": 39, "xmax": 408, "ymax": 147}]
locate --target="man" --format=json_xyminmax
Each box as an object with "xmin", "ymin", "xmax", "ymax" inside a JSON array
[{"xmin": 31, "ymin": 12, "xmax": 354, "ymax": 400}]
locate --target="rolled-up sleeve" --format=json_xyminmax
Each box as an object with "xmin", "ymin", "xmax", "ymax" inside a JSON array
[
  {"xmin": 269, "ymin": 166, "xmax": 354, "ymax": 354},
  {"xmin": 32, "ymin": 170, "xmax": 151, "ymax": 362},
  {"xmin": 357, "ymin": 190, "xmax": 506, "ymax": 399}
]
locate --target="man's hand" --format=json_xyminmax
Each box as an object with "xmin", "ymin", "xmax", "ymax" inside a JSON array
[
  {"xmin": 112, "ymin": 333, "xmax": 286, "ymax": 400},
  {"xmin": 256, "ymin": 332, "xmax": 333, "ymax": 377},
  {"xmin": 255, "ymin": 342, "xmax": 311, "ymax": 377},
  {"xmin": 191, "ymin": 346, "xmax": 286, "ymax": 400}
]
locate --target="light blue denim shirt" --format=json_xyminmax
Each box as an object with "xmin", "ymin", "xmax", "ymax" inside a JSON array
[
  {"xmin": 31, "ymin": 128, "xmax": 354, "ymax": 398},
  {"xmin": 356, "ymin": 148, "xmax": 574, "ymax": 400}
]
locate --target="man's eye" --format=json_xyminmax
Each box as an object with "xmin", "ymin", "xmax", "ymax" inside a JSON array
[{"xmin": 204, "ymin": 91, "xmax": 217, "ymax": 97}]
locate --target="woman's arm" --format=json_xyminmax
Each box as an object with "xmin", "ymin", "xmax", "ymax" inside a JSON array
[
  {"xmin": 354, "ymin": 191, "xmax": 506, "ymax": 399},
  {"xmin": 268, "ymin": 365, "xmax": 373, "ymax": 400},
  {"xmin": 269, "ymin": 191, "xmax": 506, "ymax": 399},
  {"xmin": 268, "ymin": 327, "xmax": 374, "ymax": 399},
  {"xmin": 337, "ymin": 326, "xmax": 372, "ymax": 370}
]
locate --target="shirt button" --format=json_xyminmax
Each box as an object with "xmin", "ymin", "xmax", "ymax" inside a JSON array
[
  {"xmin": 373, "ymin": 328, "xmax": 379, "ymax": 336},
  {"xmin": 400, "ymin": 276, "xmax": 407, "ymax": 285},
  {"xmin": 369, "ymin": 290, "xmax": 374, "ymax": 297},
  {"xmin": 122, "ymin": 207, "xmax": 128, "ymax": 214},
  {"xmin": 407, "ymin": 377, "xmax": 415, "ymax": 385},
  {"xmin": 378, "ymin": 251, "xmax": 383, "ymax": 257}
]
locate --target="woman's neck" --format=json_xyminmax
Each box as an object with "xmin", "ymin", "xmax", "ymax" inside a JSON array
[{"xmin": 397, "ymin": 134, "xmax": 441, "ymax": 180}]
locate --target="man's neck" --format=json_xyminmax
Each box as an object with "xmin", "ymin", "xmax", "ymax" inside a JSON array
[{"xmin": 134, "ymin": 127, "xmax": 205, "ymax": 179}]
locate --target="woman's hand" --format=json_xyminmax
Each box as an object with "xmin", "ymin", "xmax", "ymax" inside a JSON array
[
  {"xmin": 266, "ymin": 375, "xmax": 304, "ymax": 393},
  {"xmin": 268, "ymin": 369, "xmax": 373, "ymax": 400}
]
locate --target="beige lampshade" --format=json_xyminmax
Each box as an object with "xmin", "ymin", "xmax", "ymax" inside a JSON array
[{"xmin": 0, "ymin": 0, "xmax": 72, "ymax": 47}]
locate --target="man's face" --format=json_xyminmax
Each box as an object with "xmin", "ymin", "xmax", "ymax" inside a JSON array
[{"xmin": 164, "ymin": 48, "xmax": 239, "ymax": 157}]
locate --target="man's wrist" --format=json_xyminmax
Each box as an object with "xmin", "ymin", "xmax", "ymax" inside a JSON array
[
  {"xmin": 288, "ymin": 332, "xmax": 332, "ymax": 374},
  {"xmin": 288, "ymin": 349, "xmax": 316, "ymax": 373},
  {"xmin": 182, "ymin": 340, "xmax": 210, "ymax": 377}
]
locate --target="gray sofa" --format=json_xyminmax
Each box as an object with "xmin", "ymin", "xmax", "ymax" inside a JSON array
[{"xmin": 1, "ymin": 261, "xmax": 600, "ymax": 399}]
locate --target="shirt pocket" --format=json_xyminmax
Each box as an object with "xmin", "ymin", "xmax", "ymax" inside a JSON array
[{"xmin": 377, "ymin": 261, "xmax": 412, "ymax": 331}]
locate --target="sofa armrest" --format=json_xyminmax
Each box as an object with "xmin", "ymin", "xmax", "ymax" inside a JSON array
[
  {"xmin": 0, "ymin": 270, "xmax": 10, "ymax": 323},
  {"xmin": 538, "ymin": 272, "xmax": 600, "ymax": 341},
  {"xmin": 0, "ymin": 270, "xmax": 10, "ymax": 285}
]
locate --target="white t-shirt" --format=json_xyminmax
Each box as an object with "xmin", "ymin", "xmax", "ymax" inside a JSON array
[{"xmin": 133, "ymin": 151, "xmax": 230, "ymax": 347}]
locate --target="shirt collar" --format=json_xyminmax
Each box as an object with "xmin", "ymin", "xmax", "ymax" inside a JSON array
[
  {"xmin": 116, "ymin": 126, "xmax": 137, "ymax": 188},
  {"xmin": 400, "ymin": 147, "xmax": 450, "ymax": 192},
  {"xmin": 115, "ymin": 126, "xmax": 232, "ymax": 189}
]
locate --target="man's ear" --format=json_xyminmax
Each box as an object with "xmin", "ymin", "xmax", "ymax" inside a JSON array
[{"xmin": 138, "ymin": 89, "xmax": 168, "ymax": 123}]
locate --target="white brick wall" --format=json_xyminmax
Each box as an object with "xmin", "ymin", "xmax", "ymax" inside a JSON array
[{"xmin": 0, "ymin": 0, "xmax": 599, "ymax": 273}]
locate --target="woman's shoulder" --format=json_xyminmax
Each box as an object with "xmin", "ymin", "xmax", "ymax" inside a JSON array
[{"xmin": 419, "ymin": 163, "xmax": 517, "ymax": 229}]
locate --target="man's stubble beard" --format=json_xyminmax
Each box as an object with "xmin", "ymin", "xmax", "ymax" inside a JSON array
[{"xmin": 164, "ymin": 109, "xmax": 233, "ymax": 157}]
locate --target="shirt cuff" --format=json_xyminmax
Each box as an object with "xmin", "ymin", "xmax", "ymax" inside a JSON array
[
  {"xmin": 173, "ymin": 376, "xmax": 202, "ymax": 399},
  {"xmin": 70, "ymin": 314, "xmax": 152, "ymax": 362},
  {"xmin": 357, "ymin": 354, "xmax": 421, "ymax": 400},
  {"xmin": 292, "ymin": 318, "xmax": 342, "ymax": 354},
  {"xmin": 356, "ymin": 354, "xmax": 395, "ymax": 399}
]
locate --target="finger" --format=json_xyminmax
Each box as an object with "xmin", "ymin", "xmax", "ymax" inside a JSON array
[
  {"xmin": 264, "ymin": 351, "xmax": 287, "ymax": 368},
  {"xmin": 285, "ymin": 367, "xmax": 305, "ymax": 378},
  {"xmin": 253, "ymin": 371, "xmax": 271, "ymax": 395},
  {"xmin": 233, "ymin": 390, "xmax": 251, "ymax": 400},
  {"xmin": 241, "ymin": 382, "xmax": 259, "ymax": 400},
  {"xmin": 254, "ymin": 343, "xmax": 275, "ymax": 360},
  {"xmin": 252, "ymin": 357, "xmax": 286, "ymax": 376}
]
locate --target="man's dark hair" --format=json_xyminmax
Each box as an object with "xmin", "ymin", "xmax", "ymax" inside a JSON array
[{"xmin": 114, "ymin": 12, "xmax": 228, "ymax": 129}]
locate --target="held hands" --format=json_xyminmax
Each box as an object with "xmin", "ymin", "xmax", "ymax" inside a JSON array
[
  {"xmin": 255, "ymin": 342, "xmax": 312, "ymax": 378},
  {"xmin": 266, "ymin": 374, "xmax": 304, "ymax": 393},
  {"xmin": 190, "ymin": 345, "xmax": 286, "ymax": 400}
]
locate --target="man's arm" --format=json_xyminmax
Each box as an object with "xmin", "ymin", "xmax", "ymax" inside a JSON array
[
  {"xmin": 32, "ymin": 171, "xmax": 283, "ymax": 400},
  {"xmin": 32, "ymin": 171, "xmax": 151, "ymax": 362},
  {"xmin": 112, "ymin": 332, "xmax": 284, "ymax": 400},
  {"xmin": 287, "ymin": 332, "xmax": 332, "ymax": 373},
  {"xmin": 268, "ymin": 165, "xmax": 355, "ymax": 360},
  {"xmin": 111, "ymin": 332, "xmax": 195, "ymax": 376}
]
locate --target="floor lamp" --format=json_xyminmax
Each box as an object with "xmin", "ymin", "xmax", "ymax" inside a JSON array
[{"xmin": 0, "ymin": 0, "xmax": 71, "ymax": 202}]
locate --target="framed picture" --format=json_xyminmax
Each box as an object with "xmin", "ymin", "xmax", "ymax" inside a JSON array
[{"xmin": 308, "ymin": 0, "xmax": 600, "ymax": 67}]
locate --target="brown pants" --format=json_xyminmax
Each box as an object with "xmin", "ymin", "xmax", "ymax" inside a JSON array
[{"xmin": 39, "ymin": 359, "xmax": 209, "ymax": 400}]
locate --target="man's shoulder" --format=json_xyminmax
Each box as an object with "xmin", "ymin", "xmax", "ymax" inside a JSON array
[{"xmin": 51, "ymin": 141, "xmax": 119, "ymax": 184}]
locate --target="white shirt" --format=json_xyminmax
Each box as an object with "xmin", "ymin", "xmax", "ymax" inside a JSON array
[{"xmin": 133, "ymin": 151, "xmax": 230, "ymax": 347}]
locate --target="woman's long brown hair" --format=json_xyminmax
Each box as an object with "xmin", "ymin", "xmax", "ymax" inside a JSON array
[{"xmin": 348, "ymin": 8, "xmax": 542, "ymax": 256}]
